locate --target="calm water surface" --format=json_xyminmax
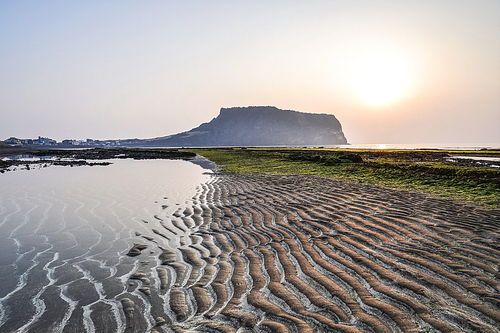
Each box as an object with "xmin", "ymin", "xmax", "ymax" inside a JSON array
[
  {"xmin": 0, "ymin": 159, "xmax": 213, "ymax": 332},
  {"xmin": 325, "ymin": 142, "xmax": 500, "ymax": 150}
]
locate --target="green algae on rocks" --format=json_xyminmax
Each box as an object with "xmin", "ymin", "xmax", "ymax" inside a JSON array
[{"xmin": 188, "ymin": 148, "xmax": 500, "ymax": 209}]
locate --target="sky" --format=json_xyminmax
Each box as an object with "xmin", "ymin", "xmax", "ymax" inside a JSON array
[{"xmin": 1, "ymin": 0, "xmax": 499, "ymax": 145}]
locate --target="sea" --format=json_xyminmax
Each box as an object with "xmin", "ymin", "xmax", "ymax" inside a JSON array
[{"xmin": 314, "ymin": 143, "xmax": 500, "ymax": 150}]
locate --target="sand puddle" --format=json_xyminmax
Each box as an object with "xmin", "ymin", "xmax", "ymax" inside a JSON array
[{"xmin": 0, "ymin": 159, "xmax": 212, "ymax": 332}]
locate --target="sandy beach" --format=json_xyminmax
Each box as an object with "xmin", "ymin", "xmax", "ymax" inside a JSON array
[
  {"xmin": 117, "ymin": 172, "xmax": 500, "ymax": 332},
  {"xmin": 0, "ymin": 155, "xmax": 499, "ymax": 332}
]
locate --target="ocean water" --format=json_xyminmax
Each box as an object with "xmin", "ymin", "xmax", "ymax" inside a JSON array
[
  {"xmin": 0, "ymin": 159, "xmax": 213, "ymax": 332},
  {"xmin": 323, "ymin": 143, "xmax": 500, "ymax": 150},
  {"xmin": 183, "ymin": 143, "xmax": 500, "ymax": 150}
]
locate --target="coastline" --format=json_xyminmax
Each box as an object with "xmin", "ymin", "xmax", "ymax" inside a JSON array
[
  {"xmin": 189, "ymin": 147, "xmax": 500, "ymax": 209},
  {"xmin": 0, "ymin": 149, "xmax": 499, "ymax": 332},
  {"xmin": 2, "ymin": 146, "xmax": 499, "ymax": 208},
  {"xmin": 2, "ymin": 146, "xmax": 499, "ymax": 207},
  {"xmin": 0, "ymin": 148, "xmax": 197, "ymax": 172},
  {"xmin": 0, "ymin": 145, "xmax": 37, "ymax": 158}
]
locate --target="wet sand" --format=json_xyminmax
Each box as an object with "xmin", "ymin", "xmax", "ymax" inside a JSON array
[
  {"xmin": 1, "ymin": 164, "xmax": 500, "ymax": 332},
  {"xmin": 120, "ymin": 173, "xmax": 500, "ymax": 332}
]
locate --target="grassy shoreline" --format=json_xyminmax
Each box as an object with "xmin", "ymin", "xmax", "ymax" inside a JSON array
[
  {"xmin": 2, "ymin": 146, "xmax": 499, "ymax": 208},
  {"xmin": 187, "ymin": 148, "xmax": 500, "ymax": 209}
]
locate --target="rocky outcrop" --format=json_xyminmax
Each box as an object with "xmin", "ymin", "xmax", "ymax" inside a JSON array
[
  {"xmin": 0, "ymin": 141, "xmax": 35, "ymax": 157},
  {"xmin": 141, "ymin": 106, "xmax": 348, "ymax": 147}
]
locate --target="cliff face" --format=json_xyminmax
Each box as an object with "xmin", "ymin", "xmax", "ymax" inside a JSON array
[{"xmin": 144, "ymin": 106, "xmax": 348, "ymax": 147}]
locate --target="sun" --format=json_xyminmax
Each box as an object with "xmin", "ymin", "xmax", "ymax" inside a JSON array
[{"xmin": 352, "ymin": 52, "xmax": 407, "ymax": 105}]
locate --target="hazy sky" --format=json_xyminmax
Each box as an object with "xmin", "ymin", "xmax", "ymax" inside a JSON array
[{"xmin": 1, "ymin": 1, "xmax": 499, "ymax": 144}]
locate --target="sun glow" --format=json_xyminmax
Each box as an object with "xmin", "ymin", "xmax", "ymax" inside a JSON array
[{"xmin": 352, "ymin": 51, "xmax": 408, "ymax": 105}]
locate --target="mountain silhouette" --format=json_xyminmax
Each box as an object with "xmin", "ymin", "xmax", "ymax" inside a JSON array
[{"xmin": 133, "ymin": 106, "xmax": 348, "ymax": 147}]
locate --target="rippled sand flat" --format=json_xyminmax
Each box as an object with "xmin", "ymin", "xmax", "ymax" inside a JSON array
[
  {"xmin": 1, "ymin": 162, "xmax": 500, "ymax": 332},
  {"xmin": 193, "ymin": 174, "xmax": 500, "ymax": 333}
]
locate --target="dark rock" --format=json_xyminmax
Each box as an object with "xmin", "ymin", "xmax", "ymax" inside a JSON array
[{"xmin": 139, "ymin": 106, "xmax": 348, "ymax": 147}]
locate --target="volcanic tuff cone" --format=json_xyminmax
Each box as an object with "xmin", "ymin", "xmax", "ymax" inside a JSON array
[{"xmin": 142, "ymin": 106, "xmax": 348, "ymax": 146}]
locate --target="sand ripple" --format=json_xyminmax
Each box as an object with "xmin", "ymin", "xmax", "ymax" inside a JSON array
[
  {"xmin": 135, "ymin": 173, "xmax": 499, "ymax": 333},
  {"xmin": 1, "ymin": 171, "xmax": 500, "ymax": 332}
]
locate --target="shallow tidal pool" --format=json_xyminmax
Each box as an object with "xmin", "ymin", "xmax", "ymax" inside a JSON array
[{"xmin": 0, "ymin": 158, "xmax": 213, "ymax": 332}]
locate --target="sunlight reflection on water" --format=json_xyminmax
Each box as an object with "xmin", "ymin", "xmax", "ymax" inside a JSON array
[{"xmin": 0, "ymin": 159, "xmax": 213, "ymax": 331}]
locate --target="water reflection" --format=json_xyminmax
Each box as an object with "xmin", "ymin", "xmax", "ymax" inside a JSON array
[
  {"xmin": 1, "ymin": 154, "xmax": 55, "ymax": 161},
  {"xmin": 188, "ymin": 155, "xmax": 217, "ymax": 171},
  {"xmin": 0, "ymin": 159, "xmax": 213, "ymax": 332}
]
